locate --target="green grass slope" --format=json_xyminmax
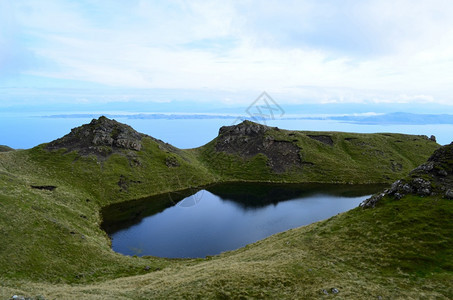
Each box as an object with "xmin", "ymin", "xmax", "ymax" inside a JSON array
[
  {"xmin": 0, "ymin": 117, "xmax": 449, "ymax": 299},
  {"xmin": 196, "ymin": 121, "xmax": 439, "ymax": 184}
]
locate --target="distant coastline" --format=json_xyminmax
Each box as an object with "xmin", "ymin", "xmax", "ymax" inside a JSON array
[{"xmin": 40, "ymin": 112, "xmax": 453, "ymax": 125}]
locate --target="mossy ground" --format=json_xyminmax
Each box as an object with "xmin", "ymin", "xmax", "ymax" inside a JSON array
[{"xmin": 0, "ymin": 124, "xmax": 449, "ymax": 299}]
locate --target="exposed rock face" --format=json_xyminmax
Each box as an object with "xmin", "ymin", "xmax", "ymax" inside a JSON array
[
  {"xmin": 361, "ymin": 142, "xmax": 453, "ymax": 208},
  {"xmin": 46, "ymin": 116, "xmax": 145, "ymax": 156},
  {"xmin": 215, "ymin": 121, "xmax": 302, "ymax": 173},
  {"xmin": 307, "ymin": 135, "xmax": 334, "ymax": 146}
]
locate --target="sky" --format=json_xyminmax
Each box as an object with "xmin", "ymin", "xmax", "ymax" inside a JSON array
[{"xmin": 1, "ymin": 0, "xmax": 453, "ymax": 113}]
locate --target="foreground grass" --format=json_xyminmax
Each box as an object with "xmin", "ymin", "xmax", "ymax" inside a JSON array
[{"xmin": 1, "ymin": 195, "xmax": 451, "ymax": 299}]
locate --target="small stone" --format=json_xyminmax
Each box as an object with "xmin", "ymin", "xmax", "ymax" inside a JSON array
[
  {"xmin": 360, "ymin": 192, "xmax": 385, "ymax": 208},
  {"xmin": 322, "ymin": 289, "xmax": 329, "ymax": 295},
  {"xmin": 331, "ymin": 288, "xmax": 339, "ymax": 294},
  {"xmin": 438, "ymin": 169, "xmax": 448, "ymax": 176},
  {"xmin": 394, "ymin": 192, "xmax": 403, "ymax": 200},
  {"xmin": 389, "ymin": 180, "xmax": 402, "ymax": 194},
  {"xmin": 144, "ymin": 266, "xmax": 151, "ymax": 271},
  {"xmin": 411, "ymin": 178, "xmax": 432, "ymax": 195},
  {"xmin": 165, "ymin": 156, "xmax": 180, "ymax": 168},
  {"xmin": 401, "ymin": 184, "xmax": 412, "ymax": 194},
  {"xmin": 420, "ymin": 188, "xmax": 431, "ymax": 196},
  {"xmin": 445, "ymin": 189, "xmax": 453, "ymax": 199}
]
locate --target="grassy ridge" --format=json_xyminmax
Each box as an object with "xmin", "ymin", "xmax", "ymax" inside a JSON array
[
  {"xmin": 0, "ymin": 119, "xmax": 449, "ymax": 299},
  {"xmin": 197, "ymin": 128, "xmax": 439, "ymax": 183}
]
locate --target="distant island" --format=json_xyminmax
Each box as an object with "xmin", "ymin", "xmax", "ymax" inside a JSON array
[{"xmin": 41, "ymin": 111, "xmax": 453, "ymax": 125}]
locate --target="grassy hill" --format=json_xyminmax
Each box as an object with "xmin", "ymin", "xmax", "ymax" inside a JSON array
[
  {"xmin": 196, "ymin": 120, "xmax": 438, "ymax": 183},
  {"xmin": 0, "ymin": 117, "xmax": 450, "ymax": 299}
]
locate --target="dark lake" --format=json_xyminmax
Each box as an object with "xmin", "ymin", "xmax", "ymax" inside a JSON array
[{"xmin": 101, "ymin": 183, "xmax": 385, "ymax": 258}]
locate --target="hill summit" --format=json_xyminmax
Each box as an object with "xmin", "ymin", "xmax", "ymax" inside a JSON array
[
  {"xmin": 46, "ymin": 116, "xmax": 145, "ymax": 156},
  {"xmin": 215, "ymin": 121, "xmax": 301, "ymax": 173}
]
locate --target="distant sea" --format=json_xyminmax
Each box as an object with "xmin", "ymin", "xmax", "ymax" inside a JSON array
[{"xmin": 1, "ymin": 113, "xmax": 452, "ymax": 149}]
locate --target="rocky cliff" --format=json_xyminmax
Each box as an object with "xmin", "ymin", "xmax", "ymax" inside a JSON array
[{"xmin": 361, "ymin": 142, "xmax": 453, "ymax": 207}]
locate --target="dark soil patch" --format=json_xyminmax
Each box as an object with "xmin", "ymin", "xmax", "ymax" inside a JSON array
[
  {"xmin": 307, "ymin": 135, "xmax": 334, "ymax": 146},
  {"xmin": 31, "ymin": 185, "xmax": 57, "ymax": 191}
]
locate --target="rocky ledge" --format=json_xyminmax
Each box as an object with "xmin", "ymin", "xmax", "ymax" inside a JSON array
[
  {"xmin": 361, "ymin": 142, "xmax": 453, "ymax": 208},
  {"xmin": 46, "ymin": 116, "xmax": 145, "ymax": 156},
  {"xmin": 215, "ymin": 121, "xmax": 302, "ymax": 173}
]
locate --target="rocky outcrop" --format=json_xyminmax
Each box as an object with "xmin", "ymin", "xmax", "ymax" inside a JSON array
[
  {"xmin": 0, "ymin": 145, "xmax": 14, "ymax": 152},
  {"xmin": 215, "ymin": 121, "xmax": 302, "ymax": 173},
  {"xmin": 46, "ymin": 116, "xmax": 145, "ymax": 156},
  {"xmin": 361, "ymin": 142, "xmax": 453, "ymax": 208}
]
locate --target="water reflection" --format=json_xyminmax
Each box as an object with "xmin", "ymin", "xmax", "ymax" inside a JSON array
[
  {"xmin": 101, "ymin": 183, "xmax": 386, "ymax": 258},
  {"xmin": 207, "ymin": 182, "xmax": 384, "ymax": 209}
]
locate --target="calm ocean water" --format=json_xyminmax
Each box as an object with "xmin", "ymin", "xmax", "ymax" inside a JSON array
[{"xmin": 1, "ymin": 114, "xmax": 452, "ymax": 149}]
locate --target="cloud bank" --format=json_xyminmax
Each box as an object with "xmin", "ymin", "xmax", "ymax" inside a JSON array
[{"xmin": 2, "ymin": 0, "xmax": 453, "ymax": 105}]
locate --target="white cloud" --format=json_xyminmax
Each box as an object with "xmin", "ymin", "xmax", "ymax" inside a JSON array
[{"xmin": 3, "ymin": 0, "xmax": 453, "ymax": 105}]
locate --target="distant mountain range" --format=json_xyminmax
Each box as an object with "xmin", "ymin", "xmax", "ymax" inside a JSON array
[
  {"xmin": 327, "ymin": 112, "xmax": 453, "ymax": 125},
  {"xmin": 42, "ymin": 112, "xmax": 453, "ymax": 125}
]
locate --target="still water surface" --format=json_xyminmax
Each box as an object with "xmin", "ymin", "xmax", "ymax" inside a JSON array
[{"xmin": 102, "ymin": 183, "xmax": 385, "ymax": 258}]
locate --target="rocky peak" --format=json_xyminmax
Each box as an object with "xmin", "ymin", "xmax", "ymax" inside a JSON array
[
  {"xmin": 218, "ymin": 120, "xmax": 274, "ymax": 137},
  {"xmin": 361, "ymin": 142, "xmax": 453, "ymax": 208},
  {"xmin": 46, "ymin": 116, "xmax": 145, "ymax": 156},
  {"xmin": 215, "ymin": 120, "xmax": 301, "ymax": 173}
]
